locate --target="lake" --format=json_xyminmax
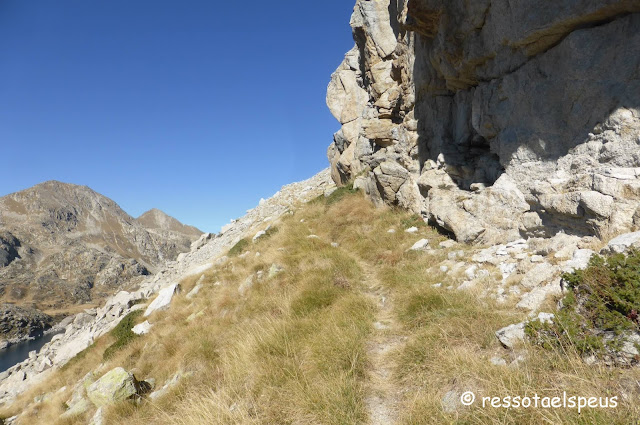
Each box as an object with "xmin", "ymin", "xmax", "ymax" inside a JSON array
[{"xmin": 0, "ymin": 331, "xmax": 62, "ymax": 373}]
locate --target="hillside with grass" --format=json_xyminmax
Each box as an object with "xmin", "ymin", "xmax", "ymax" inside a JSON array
[{"xmin": 4, "ymin": 186, "xmax": 640, "ymax": 425}]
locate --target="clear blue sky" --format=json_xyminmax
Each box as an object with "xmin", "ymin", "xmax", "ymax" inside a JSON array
[{"xmin": 0, "ymin": 0, "xmax": 354, "ymax": 232}]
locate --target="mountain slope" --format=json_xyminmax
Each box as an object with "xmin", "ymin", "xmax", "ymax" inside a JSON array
[
  {"xmin": 4, "ymin": 183, "xmax": 640, "ymax": 424},
  {"xmin": 0, "ymin": 181, "xmax": 201, "ymax": 337}
]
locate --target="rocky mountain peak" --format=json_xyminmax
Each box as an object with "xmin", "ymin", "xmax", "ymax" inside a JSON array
[
  {"xmin": 0, "ymin": 182, "xmax": 203, "ymax": 340},
  {"xmin": 137, "ymin": 208, "xmax": 202, "ymax": 238}
]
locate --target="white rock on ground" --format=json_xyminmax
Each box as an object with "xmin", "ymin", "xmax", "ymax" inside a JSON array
[
  {"xmin": 131, "ymin": 321, "xmax": 152, "ymax": 336},
  {"xmin": 496, "ymin": 313, "xmax": 555, "ymax": 349},
  {"xmin": 144, "ymin": 283, "xmax": 181, "ymax": 317},
  {"xmin": 186, "ymin": 275, "xmax": 205, "ymax": 300},
  {"xmin": 520, "ymin": 263, "xmax": 557, "ymax": 288},
  {"xmin": 516, "ymin": 280, "xmax": 563, "ymax": 312},
  {"xmin": 562, "ymin": 249, "xmax": 594, "ymax": 272},
  {"xmin": 238, "ymin": 275, "xmax": 254, "ymax": 296},
  {"xmin": 409, "ymin": 239, "xmax": 430, "ymax": 251}
]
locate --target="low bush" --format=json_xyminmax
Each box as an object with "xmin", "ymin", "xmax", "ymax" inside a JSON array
[
  {"xmin": 526, "ymin": 250, "xmax": 640, "ymax": 357},
  {"xmin": 103, "ymin": 310, "xmax": 143, "ymax": 360}
]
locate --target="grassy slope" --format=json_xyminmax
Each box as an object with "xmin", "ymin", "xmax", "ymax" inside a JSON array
[{"xmin": 5, "ymin": 190, "xmax": 640, "ymax": 424}]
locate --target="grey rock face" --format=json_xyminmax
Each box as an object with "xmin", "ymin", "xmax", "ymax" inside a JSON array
[{"xmin": 327, "ymin": 0, "xmax": 640, "ymax": 244}]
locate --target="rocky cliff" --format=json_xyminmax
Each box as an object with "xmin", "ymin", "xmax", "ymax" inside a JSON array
[
  {"xmin": 0, "ymin": 181, "xmax": 202, "ymax": 340},
  {"xmin": 327, "ymin": 0, "xmax": 640, "ymax": 244}
]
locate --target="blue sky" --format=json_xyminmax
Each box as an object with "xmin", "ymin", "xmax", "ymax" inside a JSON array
[{"xmin": 0, "ymin": 1, "xmax": 354, "ymax": 232}]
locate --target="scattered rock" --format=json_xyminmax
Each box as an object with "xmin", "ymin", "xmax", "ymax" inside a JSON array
[
  {"xmin": 520, "ymin": 263, "xmax": 557, "ymax": 289},
  {"xmin": 464, "ymin": 265, "xmax": 478, "ymax": 280},
  {"xmin": 409, "ymin": 239, "xmax": 430, "ymax": 251},
  {"xmin": 490, "ymin": 356, "xmax": 507, "ymax": 366},
  {"xmin": 496, "ymin": 323, "xmax": 526, "ymax": 349},
  {"xmin": 268, "ymin": 264, "xmax": 284, "ymax": 279},
  {"xmin": 144, "ymin": 284, "xmax": 181, "ymax": 317},
  {"xmin": 441, "ymin": 390, "xmax": 462, "ymax": 413},
  {"xmin": 186, "ymin": 275, "xmax": 205, "ymax": 300}
]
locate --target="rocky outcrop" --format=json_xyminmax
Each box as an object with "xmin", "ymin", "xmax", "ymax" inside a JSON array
[
  {"xmin": 0, "ymin": 181, "xmax": 202, "ymax": 340},
  {"xmin": 0, "ymin": 304, "xmax": 53, "ymax": 341},
  {"xmin": 327, "ymin": 0, "xmax": 640, "ymax": 244}
]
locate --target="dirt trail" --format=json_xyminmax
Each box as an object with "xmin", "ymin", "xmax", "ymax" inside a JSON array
[{"xmin": 361, "ymin": 264, "xmax": 405, "ymax": 425}]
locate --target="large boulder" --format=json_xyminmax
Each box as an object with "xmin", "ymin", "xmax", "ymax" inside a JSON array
[{"xmin": 86, "ymin": 367, "xmax": 140, "ymax": 407}]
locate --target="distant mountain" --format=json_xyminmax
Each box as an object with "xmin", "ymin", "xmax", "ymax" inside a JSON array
[
  {"xmin": 0, "ymin": 181, "xmax": 202, "ymax": 338},
  {"xmin": 137, "ymin": 208, "xmax": 202, "ymax": 240}
]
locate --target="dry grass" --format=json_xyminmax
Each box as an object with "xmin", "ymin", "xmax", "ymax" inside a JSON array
[{"xmin": 4, "ymin": 190, "xmax": 640, "ymax": 424}]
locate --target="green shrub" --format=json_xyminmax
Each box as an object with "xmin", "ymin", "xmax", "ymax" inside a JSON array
[
  {"xmin": 526, "ymin": 250, "xmax": 640, "ymax": 357},
  {"xmin": 103, "ymin": 310, "xmax": 143, "ymax": 360},
  {"xmin": 228, "ymin": 238, "xmax": 249, "ymax": 257}
]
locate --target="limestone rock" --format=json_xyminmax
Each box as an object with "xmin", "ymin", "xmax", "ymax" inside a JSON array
[
  {"xmin": 238, "ymin": 276, "xmax": 254, "ymax": 296},
  {"xmin": 186, "ymin": 275, "xmax": 205, "ymax": 300},
  {"xmin": 268, "ymin": 264, "xmax": 284, "ymax": 279},
  {"xmin": 520, "ymin": 263, "xmax": 557, "ymax": 289}
]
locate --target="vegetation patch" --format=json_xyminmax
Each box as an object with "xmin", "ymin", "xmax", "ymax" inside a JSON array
[
  {"xmin": 227, "ymin": 238, "xmax": 249, "ymax": 257},
  {"xmin": 526, "ymin": 250, "xmax": 640, "ymax": 360},
  {"xmin": 103, "ymin": 310, "xmax": 143, "ymax": 360}
]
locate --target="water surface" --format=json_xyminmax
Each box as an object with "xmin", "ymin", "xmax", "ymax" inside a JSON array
[{"xmin": 0, "ymin": 331, "xmax": 61, "ymax": 373}]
